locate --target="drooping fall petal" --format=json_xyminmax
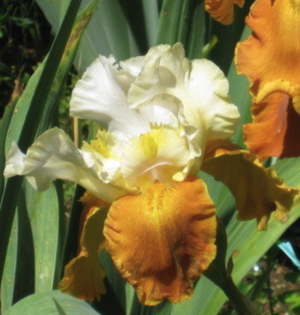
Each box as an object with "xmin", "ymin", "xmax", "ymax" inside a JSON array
[
  {"xmin": 202, "ymin": 148, "xmax": 298, "ymax": 230},
  {"xmin": 205, "ymin": 0, "xmax": 245, "ymax": 25},
  {"xmin": 59, "ymin": 194, "xmax": 109, "ymax": 301},
  {"xmin": 235, "ymin": 0, "xmax": 300, "ymax": 159},
  {"xmin": 104, "ymin": 177, "xmax": 217, "ymax": 305},
  {"xmin": 4, "ymin": 128, "xmax": 126, "ymax": 202}
]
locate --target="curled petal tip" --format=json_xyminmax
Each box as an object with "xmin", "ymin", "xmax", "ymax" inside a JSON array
[
  {"xmin": 255, "ymin": 80, "xmax": 295, "ymax": 104},
  {"xmin": 59, "ymin": 196, "xmax": 109, "ymax": 301},
  {"xmin": 59, "ymin": 255, "xmax": 106, "ymax": 301},
  {"xmin": 202, "ymin": 148, "xmax": 298, "ymax": 230},
  {"xmin": 205, "ymin": 0, "xmax": 245, "ymax": 25}
]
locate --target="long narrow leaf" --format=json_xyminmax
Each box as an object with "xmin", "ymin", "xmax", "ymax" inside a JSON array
[
  {"xmin": 1, "ymin": 1, "xmax": 100, "ymax": 308},
  {"xmin": 1, "ymin": 213, "xmax": 18, "ymax": 313},
  {"xmin": 0, "ymin": 101, "xmax": 17, "ymax": 197},
  {"xmin": 140, "ymin": 0, "xmax": 159, "ymax": 48},
  {"xmin": 25, "ymin": 182, "xmax": 63, "ymax": 293},
  {"xmin": 4, "ymin": 290, "xmax": 101, "ymax": 315},
  {"xmin": 186, "ymin": 2, "xmax": 206, "ymax": 59},
  {"xmin": 0, "ymin": 0, "xmax": 83, "ymax": 285},
  {"xmin": 156, "ymin": 0, "xmax": 185, "ymax": 45}
]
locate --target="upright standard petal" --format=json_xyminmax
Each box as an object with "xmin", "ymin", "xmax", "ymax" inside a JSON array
[
  {"xmin": 205, "ymin": 0, "xmax": 245, "ymax": 25},
  {"xmin": 129, "ymin": 43, "xmax": 240, "ymax": 145},
  {"xmin": 202, "ymin": 148, "xmax": 298, "ymax": 230},
  {"xmin": 70, "ymin": 56, "xmax": 147, "ymax": 139},
  {"xmin": 4, "ymin": 128, "xmax": 126, "ymax": 203},
  {"xmin": 235, "ymin": 0, "xmax": 300, "ymax": 159},
  {"xmin": 104, "ymin": 177, "xmax": 216, "ymax": 305},
  {"xmin": 182, "ymin": 59, "xmax": 240, "ymax": 141},
  {"xmin": 59, "ymin": 193, "xmax": 109, "ymax": 301}
]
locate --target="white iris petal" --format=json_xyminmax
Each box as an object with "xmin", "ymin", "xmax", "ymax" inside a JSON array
[
  {"xmin": 119, "ymin": 56, "xmax": 145, "ymax": 82},
  {"xmin": 5, "ymin": 43, "xmax": 239, "ymax": 199},
  {"xmin": 137, "ymin": 105, "xmax": 179, "ymax": 128},
  {"xmin": 128, "ymin": 43, "xmax": 240, "ymax": 143},
  {"xmin": 70, "ymin": 56, "xmax": 146, "ymax": 139},
  {"xmin": 121, "ymin": 126, "xmax": 198, "ymax": 191},
  {"xmin": 4, "ymin": 128, "xmax": 126, "ymax": 202}
]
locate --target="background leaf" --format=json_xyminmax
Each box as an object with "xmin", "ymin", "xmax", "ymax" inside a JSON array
[
  {"xmin": 36, "ymin": 0, "xmax": 160, "ymax": 70},
  {"xmin": 0, "ymin": 1, "xmax": 99, "ymax": 313},
  {"xmin": 0, "ymin": 0, "xmax": 83, "ymax": 285},
  {"xmin": 4, "ymin": 290, "xmax": 101, "ymax": 315},
  {"xmin": 25, "ymin": 182, "xmax": 65, "ymax": 293},
  {"xmin": 1, "ymin": 213, "xmax": 18, "ymax": 313}
]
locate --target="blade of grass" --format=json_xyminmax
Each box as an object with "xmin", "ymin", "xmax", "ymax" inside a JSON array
[
  {"xmin": 25, "ymin": 181, "xmax": 65, "ymax": 293},
  {"xmin": 38, "ymin": 0, "xmax": 150, "ymax": 72},
  {"xmin": 0, "ymin": 100, "xmax": 17, "ymax": 197},
  {"xmin": 208, "ymin": 0, "xmax": 254, "ymax": 74},
  {"xmin": 141, "ymin": 0, "xmax": 159, "ymax": 48},
  {"xmin": 156, "ymin": 0, "xmax": 185, "ymax": 45},
  {"xmin": 35, "ymin": 0, "xmax": 70, "ymax": 33},
  {"xmin": 1, "ymin": 212, "xmax": 18, "ymax": 314},
  {"xmin": 96, "ymin": 0, "xmax": 138, "ymax": 59},
  {"xmin": 176, "ymin": 0, "xmax": 195, "ymax": 46},
  {"xmin": 37, "ymin": 0, "xmax": 100, "ymax": 134},
  {"xmin": 12, "ymin": 188, "xmax": 35, "ymax": 304},
  {"xmin": 186, "ymin": 1, "xmax": 206, "ymax": 59},
  {"xmin": 4, "ymin": 290, "xmax": 101, "ymax": 315},
  {"xmin": 0, "ymin": 0, "xmax": 83, "ymax": 284},
  {"xmin": 60, "ymin": 185, "xmax": 85, "ymax": 273},
  {"xmin": 227, "ymin": 26, "xmax": 252, "ymax": 148},
  {"xmin": 1, "ymin": 0, "xmax": 99, "ymax": 307}
]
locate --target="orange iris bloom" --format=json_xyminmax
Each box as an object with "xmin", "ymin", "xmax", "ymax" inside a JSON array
[{"xmin": 236, "ymin": 0, "xmax": 300, "ymax": 160}]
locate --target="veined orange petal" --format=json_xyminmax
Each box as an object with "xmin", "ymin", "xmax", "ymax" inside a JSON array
[
  {"xmin": 236, "ymin": 0, "xmax": 300, "ymax": 95},
  {"xmin": 203, "ymin": 139, "xmax": 240, "ymax": 162},
  {"xmin": 255, "ymin": 80, "xmax": 295, "ymax": 105},
  {"xmin": 293, "ymin": 84, "xmax": 300, "ymax": 114},
  {"xmin": 235, "ymin": 0, "xmax": 300, "ymax": 159},
  {"xmin": 255, "ymin": 81, "xmax": 300, "ymax": 117},
  {"xmin": 205, "ymin": 0, "xmax": 245, "ymax": 25},
  {"xmin": 78, "ymin": 192, "xmax": 109, "ymax": 247},
  {"xmin": 104, "ymin": 177, "xmax": 217, "ymax": 305},
  {"xmin": 202, "ymin": 149, "xmax": 298, "ymax": 230},
  {"xmin": 59, "ymin": 194, "xmax": 110, "ymax": 301},
  {"xmin": 244, "ymin": 92, "xmax": 300, "ymax": 160},
  {"xmin": 59, "ymin": 255, "xmax": 106, "ymax": 301}
]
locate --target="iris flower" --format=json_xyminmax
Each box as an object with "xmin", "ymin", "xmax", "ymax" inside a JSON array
[
  {"xmin": 235, "ymin": 0, "xmax": 300, "ymax": 160},
  {"xmin": 205, "ymin": 0, "xmax": 245, "ymax": 25},
  {"xmin": 4, "ymin": 43, "xmax": 296, "ymax": 305}
]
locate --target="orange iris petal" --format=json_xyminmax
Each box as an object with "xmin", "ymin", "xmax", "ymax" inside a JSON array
[
  {"xmin": 59, "ymin": 194, "xmax": 109, "ymax": 301},
  {"xmin": 244, "ymin": 93, "xmax": 300, "ymax": 159},
  {"xmin": 235, "ymin": 0, "xmax": 300, "ymax": 159},
  {"xmin": 104, "ymin": 177, "xmax": 217, "ymax": 305},
  {"xmin": 205, "ymin": 0, "xmax": 245, "ymax": 25},
  {"xmin": 202, "ymin": 149, "xmax": 298, "ymax": 230}
]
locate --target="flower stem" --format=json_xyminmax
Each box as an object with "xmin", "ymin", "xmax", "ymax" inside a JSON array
[{"xmin": 218, "ymin": 277, "xmax": 258, "ymax": 315}]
